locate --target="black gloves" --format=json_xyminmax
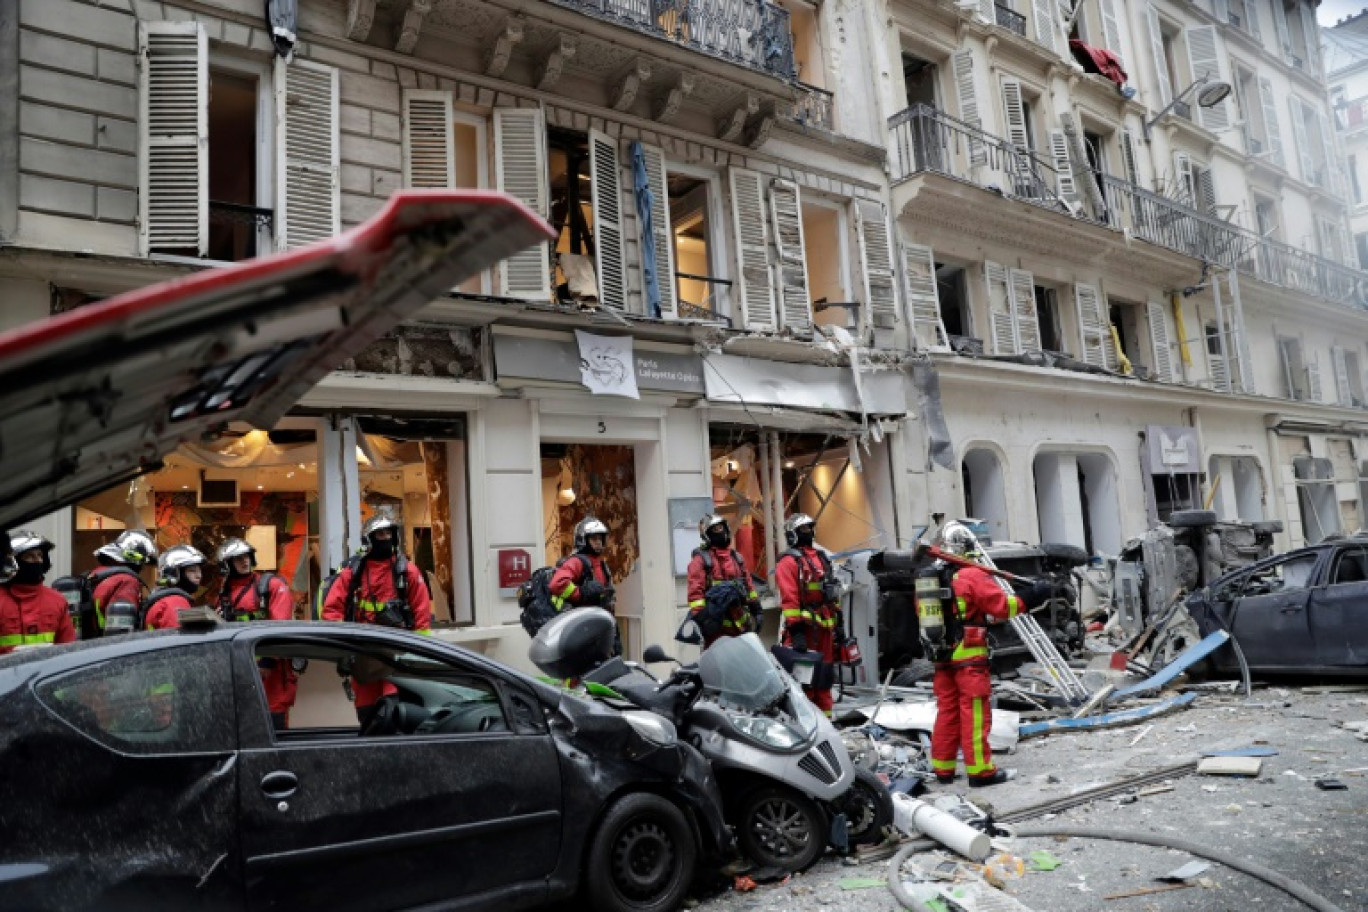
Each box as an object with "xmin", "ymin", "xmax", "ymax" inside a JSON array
[
  {"xmin": 581, "ymin": 580, "xmax": 613, "ymax": 607},
  {"xmin": 1015, "ymin": 579, "xmax": 1055, "ymax": 611},
  {"xmin": 791, "ymin": 629, "xmax": 809, "ymax": 653}
]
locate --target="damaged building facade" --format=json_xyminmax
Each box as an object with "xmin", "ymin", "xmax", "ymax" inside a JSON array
[
  {"xmin": 0, "ymin": 0, "xmax": 917, "ymax": 667},
  {"xmin": 882, "ymin": 0, "xmax": 1368, "ymax": 554},
  {"xmin": 3, "ymin": 0, "xmax": 1367, "ymax": 669}
]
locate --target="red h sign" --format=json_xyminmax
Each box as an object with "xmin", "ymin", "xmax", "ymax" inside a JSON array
[{"xmin": 498, "ymin": 549, "xmax": 533, "ymax": 592}]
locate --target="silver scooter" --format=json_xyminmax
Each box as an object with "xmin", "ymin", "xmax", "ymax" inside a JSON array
[{"xmin": 531, "ymin": 610, "xmax": 892, "ymax": 873}]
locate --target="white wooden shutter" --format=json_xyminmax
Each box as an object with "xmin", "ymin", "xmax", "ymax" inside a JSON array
[
  {"xmin": 1001, "ymin": 80, "xmax": 1029, "ymax": 150},
  {"xmin": 1318, "ymin": 111, "xmax": 1338, "ymax": 193},
  {"xmin": 1173, "ymin": 151, "xmax": 1193, "ymax": 203},
  {"xmin": 637, "ymin": 143, "xmax": 677, "ymax": 320},
  {"xmin": 1226, "ymin": 271, "xmax": 1254, "ymax": 393},
  {"xmin": 402, "ymin": 90, "xmax": 454, "ymax": 189},
  {"xmin": 1272, "ymin": 0, "xmax": 1291, "ymax": 63},
  {"xmin": 587, "ymin": 129, "xmax": 626, "ymax": 311},
  {"xmin": 1301, "ymin": 6, "xmax": 1320, "ymax": 73},
  {"xmin": 1010, "ymin": 268, "xmax": 1041, "ymax": 351},
  {"xmin": 1289, "ymin": 97, "xmax": 1316, "ymax": 184},
  {"xmin": 1185, "ymin": 26, "xmax": 1231, "ymax": 132},
  {"xmin": 985, "ymin": 262, "xmax": 1018, "ymax": 355},
  {"xmin": 1119, "ymin": 129, "xmax": 1141, "ymax": 186},
  {"xmin": 953, "ymin": 50, "xmax": 986, "ymax": 165},
  {"xmin": 1031, "ymin": 0, "xmax": 1058, "ymax": 53},
  {"xmin": 493, "ymin": 108, "xmax": 550, "ymax": 300},
  {"xmin": 1147, "ymin": 301, "xmax": 1175, "ymax": 381},
  {"xmin": 1258, "ymin": 77, "xmax": 1285, "ymax": 168},
  {"xmin": 1146, "ymin": 5, "xmax": 1172, "ymax": 108},
  {"xmin": 1207, "ymin": 330, "xmax": 1230, "ymax": 391},
  {"xmin": 902, "ymin": 241, "xmax": 948, "ymax": 350},
  {"xmin": 1246, "ymin": 0, "xmax": 1261, "ymax": 39},
  {"xmin": 1279, "ymin": 337, "xmax": 1301, "ymax": 397},
  {"xmin": 275, "ymin": 59, "xmax": 339, "ymax": 249},
  {"xmin": 855, "ymin": 199, "xmax": 898, "ymax": 330},
  {"xmin": 768, "ymin": 178, "xmax": 812, "ymax": 334},
  {"xmin": 1099, "ymin": 0, "xmax": 1123, "ymax": 54},
  {"xmin": 1196, "ymin": 166, "xmax": 1216, "ymax": 213},
  {"xmin": 729, "ymin": 168, "xmax": 776, "ymax": 331},
  {"xmin": 1333, "ymin": 346, "xmax": 1353, "ymax": 404},
  {"xmin": 1048, "ymin": 129, "xmax": 1079, "ymax": 201},
  {"xmin": 1307, "ymin": 353, "xmax": 1324, "ymax": 402},
  {"xmin": 977, "ymin": 0, "xmax": 996, "ymax": 23},
  {"xmin": 138, "ymin": 21, "xmax": 207, "ymax": 256},
  {"xmin": 1075, "ymin": 283, "xmax": 1115, "ymax": 369}
]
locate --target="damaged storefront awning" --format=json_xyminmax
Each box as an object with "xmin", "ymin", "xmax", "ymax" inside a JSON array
[{"xmin": 702, "ymin": 353, "xmax": 909, "ymax": 417}]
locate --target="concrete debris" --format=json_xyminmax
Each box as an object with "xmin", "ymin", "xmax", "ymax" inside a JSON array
[
  {"xmin": 1197, "ymin": 756, "xmax": 1264, "ymax": 777},
  {"xmin": 1160, "ymin": 861, "xmax": 1212, "ymax": 881},
  {"xmin": 1340, "ymin": 720, "xmax": 1368, "ymax": 741}
]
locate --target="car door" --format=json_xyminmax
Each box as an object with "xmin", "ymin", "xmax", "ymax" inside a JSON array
[
  {"xmin": 1308, "ymin": 543, "xmax": 1368, "ymax": 671},
  {"xmin": 1226, "ymin": 551, "xmax": 1322, "ymax": 670},
  {"xmin": 234, "ymin": 632, "xmax": 563, "ymax": 912},
  {"xmin": 12, "ymin": 641, "xmax": 241, "ymax": 909}
]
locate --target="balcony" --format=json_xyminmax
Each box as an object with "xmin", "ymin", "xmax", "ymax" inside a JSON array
[
  {"xmin": 889, "ymin": 104, "xmax": 1368, "ymax": 311},
  {"xmin": 789, "ymin": 81, "xmax": 834, "ymax": 130},
  {"xmin": 549, "ymin": 0, "xmax": 797, "ymax": 80},
  {"xmin": 994, "ymin": 3, "xmax": 1027, "ymax": 37},
  {"xmin": 889, "ymin": 104, "xmax": 1069, "ymax": 214}
]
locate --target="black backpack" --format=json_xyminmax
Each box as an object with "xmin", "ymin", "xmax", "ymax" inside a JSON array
[
  {"xmin": 517, "ymin": 554, "xmax": 592, "ymax": 637},
  {"xmin": 53, "ymin": 566, "xmax": 143, "ymax": 640},
  {"xmin": 140, "ymin": 587, "xmax": 195, "ymax": 630},
  {"xmin": 218, "ymin": 573, "xmax": 284, "ymax": 622}
]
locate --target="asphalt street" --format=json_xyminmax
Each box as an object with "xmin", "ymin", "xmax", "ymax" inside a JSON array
[{"xmin": 687, "ymin": 685, "xmax": 1368, "ymax": 912}]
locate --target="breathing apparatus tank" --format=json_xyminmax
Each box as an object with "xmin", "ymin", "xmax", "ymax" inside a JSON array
[{"xmin": 914, "ymin": 565, "xmax": 953, "ymax": 661}]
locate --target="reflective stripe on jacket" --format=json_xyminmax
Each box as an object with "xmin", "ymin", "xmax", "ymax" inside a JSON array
[
  {"xmin": 0, "ymin": 583, "xmax": 77, "ymax": 654},
  {"xmin": 321, "ymin": 557, "xmax": 432, "ymax": 633},
  {"xmin": 948, "ymin": 565, "xmax": 1022, "ymax": 662}
]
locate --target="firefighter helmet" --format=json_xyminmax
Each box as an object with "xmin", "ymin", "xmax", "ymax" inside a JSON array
[
  {"xmin": 783, "ymin": 513, "xmax": 816, "ymax": 548},
  {"xmin": 360, "ymin": 514, "xmax": 401, "ymax": 553},
  {"xmin": 573, "ymin": 517, "xmax": 609, "ymax": 554},
  {"xmin": 95, "ymin": 529, "xmax": 158, "ymax": 568},
  {"xmin": 157, "ymin": 544, "xmax": 207, "ymax": 587},
  {"xmin": 699, "ymin": 514, "xmax": 730, "ymax": 547},
  {"xmin": 215, "ymin": 537, "xmax": 256, "ymax": 575},
  {"xmin": 9, "ymin": 530, "xmax": 54, "ymax": 575}
]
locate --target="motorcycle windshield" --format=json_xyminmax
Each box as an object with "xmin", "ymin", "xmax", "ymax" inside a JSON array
[{"xmin": 698, "ymin": 633, "xmax": 786, "ymax": 711}]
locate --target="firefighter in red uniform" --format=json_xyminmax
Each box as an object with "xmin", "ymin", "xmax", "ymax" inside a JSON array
[
  {"xmin": 549, "ymin": 517, "xmax": 616, "ymax": 613},
  {"xmin": 143, "ymin": 545, "xmax": 207, "ymax": 630},
  {"xmin": 0, "ymin": 532, "xmax": 75, "ymax": 655},
  {"xmin": 89, "ymin": 530, "xmax": 157, "ymax": 636},
  {"xmin": 216, "ymin": 537, "xmax": 299, "ymax": 729},
  {"xmin": 321, "ymin": 515, "xmax": 431, "ymax": 726},
  {"xmin": 776, "ymin": 513, "xmax": 840, "ymax": 715},
  {"xmin": 687, "ymin": 515, "xmax": 761, "ymax": 647},
  {"xmin": 930, "ymin": 527, "xmax": 1021, "ymax": 787}
]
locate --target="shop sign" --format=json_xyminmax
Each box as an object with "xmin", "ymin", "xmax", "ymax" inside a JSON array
[
  {"xmin": 497, "ymin": 548, "xmax": 533, "ymax": 595},
  {"xmin": 493, "ymin": 333, "xmax": 706, "ymax": 395}
]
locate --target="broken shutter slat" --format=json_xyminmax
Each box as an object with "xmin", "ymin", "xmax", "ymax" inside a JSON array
[
  {"xmin": 1048, "ymin": 128, "xmax": 1079, "ymax": 201},
  {"xmin": 856, "ymin": 199, "xmax": 899, "ymax": 330},
  {"xmin": 985, "ymin": 261, "xmax": 1018, "ymax": 355},
  {"xmin": 1147, "ymin": 301, "xmax": 1175, "ymax": 382},
  {"xmin": 729, "ymin": 167, "xmax": 777, "ymax": 332},
  {"xmin": 1119, "ymin": 129, "xmax": 1140, "ymax": 187},
  {"xmin": 902, "ymin": 240, "xmax": 947, "ymax": 350},
  {"xmin": 1010, "ymin": 268, "xmax": 1040, "ymax": 351},
  {"xmin": 768, "ymin": 178, "xmax": 812, "ymax": 334}
]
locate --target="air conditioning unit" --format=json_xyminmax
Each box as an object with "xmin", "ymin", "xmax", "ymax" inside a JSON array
[{"xmin": 198, "ymin": 476, "xmax": 240, "ymax": 508}]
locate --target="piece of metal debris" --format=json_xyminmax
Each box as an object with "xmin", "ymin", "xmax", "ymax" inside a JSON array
[{"xmin": 1161, "ymin": 861, "xmax": 1212, "ymax": 881}]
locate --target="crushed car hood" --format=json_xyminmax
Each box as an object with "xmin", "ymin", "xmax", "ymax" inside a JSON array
[{"xmin": 0, "ymin": 190, "xmax": 551, "ymax": 530}]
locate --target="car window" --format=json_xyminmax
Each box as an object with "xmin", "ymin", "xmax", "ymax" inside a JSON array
[
  {"xmin": 1331, "ymin": 547, "xmax": 1368, "ymax": 586},
  {"xmin": 253, "ymin": 640, "xmax": 521, "ymax": 740},
  {"xmin": 1242, "ymin": 554, "xmax": 1319, "ymax": 596},
  {"xmin": 36, "ymin": 644, "xmax": 234, "ymax": 754}
]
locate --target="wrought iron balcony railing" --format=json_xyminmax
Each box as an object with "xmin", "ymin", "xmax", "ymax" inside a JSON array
[
  {"xmin": 552, "ymin": 0, "xmax": 797, "ymax": 80},
  {"xmin": 888, "ymin": 104, "xmax": 1368, "ymax": 310},
  {"xmin": 888, "ymin": 104, "xmax": 1069, "ymax": 213},
  {"xmin": 789, "ymin": 81, "xmax": 833, "ymax": 130},
  {"xmin": 208, "ymin": 200, "xmax": 273, "ymax": 262},
  {"xmin": 994, "ymin": 3, "xmax": 1027, "ymax": 36}
]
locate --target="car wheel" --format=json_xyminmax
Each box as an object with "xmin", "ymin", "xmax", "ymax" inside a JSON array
[
  {"xmin": 586, "ymin": 793, "xmax": 696, "ymax": 912},
  {"xmin": 1170, "ymin": 509, "xmax": 1218, "ymax": 529},
  {"xmin": 892, "ymin": 658, "xmax": 935, "ymax": 687},
  {"xmin": 1038, "ymin": 542, "xmax": 1089, "ymax": 565},
  {"xmin": 736, "ymin": 785, "xmax": 827, "ymax": 873},
  {"xmin": 837, "ymin": 767, "xmax": 894, "ymax": 846}
]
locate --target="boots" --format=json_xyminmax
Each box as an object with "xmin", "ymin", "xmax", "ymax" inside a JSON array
[{"xmin": 967, "ymin": 769, "xmax": 1016, "ymax": 787}]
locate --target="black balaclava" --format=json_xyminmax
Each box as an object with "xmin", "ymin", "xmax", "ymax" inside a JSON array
[
  {"xmin": 13, "ymin": 562, "xmax": 45, "ymax": 585},
  {"xmin": 706, "ymin": 525, "xmax": 731, "ymax": 549},
  {"xmin": 368, "ymin": 538, "xmax": 395, "ymax": 560},
  {"xmin": 795, "ymin": 526, "xmax": 815, "ymax": 548}
]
